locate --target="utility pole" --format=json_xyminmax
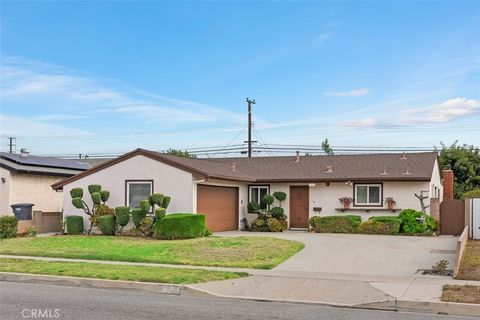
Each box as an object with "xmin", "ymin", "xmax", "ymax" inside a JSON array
[
  {"xmin": 246, "ymin": 98, "xmax": 256, "ymax": 158},
  {"xmin": 7, "ymin": 137, "xmax": 16, "ymax": 154}
]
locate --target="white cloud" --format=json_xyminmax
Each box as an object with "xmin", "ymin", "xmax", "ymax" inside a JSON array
[
  {"xmin": 402, "ymin": 97, "xmax": 480, "ymax": 123},
  {"xmin": 324, "ymin": 87, "xmax": 370, "ymax": 97},
  {"xmin": 341, "ymin": 117, "xmax": 380, "ymax": 127}
]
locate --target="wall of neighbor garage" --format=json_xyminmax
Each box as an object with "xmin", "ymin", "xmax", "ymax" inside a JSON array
[
  {"xmin": 62, "ymin": 155, "xmax": 194, "ymax": 229},
  {"xmin": 309, "ymin": 181, "xmax": 431, "ymax": 221},
  {"xmin": 429, "ymin": 159, "xmax": 443, "ymax": 201},
  {"xmin": 0, "ymin": 167, "xmax": 66, "ymax": 215}
]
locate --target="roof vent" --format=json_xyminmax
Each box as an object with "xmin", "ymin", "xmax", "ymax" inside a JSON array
[
  {"xmin": 295, "ymin": 151, "xmax": 300, "ymax": 163},
  {"xmin": 232, "ymin": 162, "xmax": 236, "ymax": 172},
  {"xmin": 380, "ymin": 165, "xmax": 389, "ymax": 175},
  {"xmin": 20, "ymin": 148, "xmax": 29, "ymax": 157},
  {"xmin": 402, "ymin": 167, "xmax": 412, "ymax": 175},
  {"xmin": 401, "ymin": 152, "xmax": 407, "ymax": 160},
  {"xmin": 325, "ymin": 165, "xmax": 334, "ymax": 172}
]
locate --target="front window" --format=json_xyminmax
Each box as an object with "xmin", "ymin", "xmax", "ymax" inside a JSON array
[
  {"xmin": 126, "ymin": 181, "xmax": 153, "ymax": 208},
  {"xmin": 354, "ymin": 184, "xmax": 382, "ymax": 206},
  {"xmin": 249, "ymin": 185, "xmax": 269, "ymax": 209}
]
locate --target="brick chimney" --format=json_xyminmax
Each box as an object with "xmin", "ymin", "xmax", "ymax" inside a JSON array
[{"xmin": 443, "ymin": 169, "xmax": 454, "ymax": 199}]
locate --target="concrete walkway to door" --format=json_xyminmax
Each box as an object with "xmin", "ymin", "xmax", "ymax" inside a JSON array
[{"xmin": 216, "ymin": 231, "xmax": 458, "ymax": 277}]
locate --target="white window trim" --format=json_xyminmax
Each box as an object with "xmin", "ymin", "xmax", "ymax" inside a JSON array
[
  {"xmin": 354, "ymin": 183, "xmax": 382, "ymax": 206},
  {"xmin": 249, "ymin": 185, "xmax": 270, "ymax": 204},
  {"xmin": 126, "ymin": 180, "xmax": 153, "ymax": 208}
]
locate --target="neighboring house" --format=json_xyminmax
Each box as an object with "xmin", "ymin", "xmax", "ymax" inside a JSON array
[
  {"xmin": 52, "ymin": 148, "xmax": 443, "ymax": 232},
  {"xmin": 0, "ymin": 150, "xmax": 89, "ymax": 215}
]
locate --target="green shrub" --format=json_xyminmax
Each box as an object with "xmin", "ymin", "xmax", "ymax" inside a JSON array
[
  {"xmin": 100, "ymin": 190, "xmax": 110, "ymax": 202},
  {"xmin": 155, "ymin": 208, "xmax": 166, "ymax": 220},
  {"xmin": 91, "ymin": 192, "xmax": 101, "ymax": 205},
  {"xmin": 150, "ymin": 193, "xmax": 164, "ymax": 206},
  {"xmin": 309, "ymin": 215, "xmax": 361, "ymax": 233},
  {"xmin": 154, "ymin": 213, "xmax": 208, "ymax": 239},
  {"xmin": 250, "ymin": 214, "xmax": 287, "ymax": 232},
  {"xmin": 247, "ymin": 201, "xmax": 260, "ymax": 213},
  {"xmin": 270, "ymin": 207, "xmax": 285, "ymax": 219},
  {"xmin": 162, "ymin": 196, "xmax": 171, "ymax": 209},
  {"xmin": 69, "ymin": 188, "xmax": 83, "ymax": 198},
  {"xmin": 461, "ymin": 188, "xmax": 480, "ymax": 200},
  {"xmin": 88, "ymin": 184, "xmax": 101, "ymax": 195},
  {"xmin": 66, "ymin": 215, "xmax": 84, "ymax": 235},
  {"xmin": 398, "ymin": 209, "xmax": 437, "ymax": 234},
  {"xmin": 140, "ymin": 199, "xmax": 150, "ymax": 213},
  {"xmin": 267, "ymin": 217, "xmax": 288, "ymax": 232},
  {"xmin": 272, "ymin": 191, "xmax": 287, "ymax": 202},
  {"xmin": 368, "ymin": 216, "xmax": 402, "ymax": 234},
  {"xmin": 140, "ymin": 217, "xmax": 154, "ymax": 236},
  {"xmin": 72, "ymin": 197, "xmax": 84, "ymax": 209},
  {"xmin": 131, "ymin": 208, "xmax": 147, "ymax": 228},
  {"xmin": 115, "ymin": 207, "xmax": 130, "ymax": 227},
  {"xmin": 0, "ymin": 216, "xmax": 18, "ymax": 239},
  {"xmin": 358, "ymin": 220, "xmax": 400, "ymax": 235},
  {"xmin": 98, "ymin": 215, "xmax": 116, "ymax": 235},
  {"xmin": 263, "ymin": 194, "xmax": 275, "ymax": 206}
]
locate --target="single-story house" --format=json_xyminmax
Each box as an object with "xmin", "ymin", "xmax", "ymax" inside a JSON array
[
  {"xmin": 52, "ymin": 148, "xmax": 443, "ymax": 232},
  {"xmin": 0, "ymin": 149, "xmax": 90, "ymax": 215}
]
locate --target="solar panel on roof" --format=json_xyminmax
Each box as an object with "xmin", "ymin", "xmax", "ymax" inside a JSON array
[{"xmin": 0, "ymin": 152, "xmax": 89, "ymax": 170}]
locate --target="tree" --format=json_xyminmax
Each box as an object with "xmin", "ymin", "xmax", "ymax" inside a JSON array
[
  {"xmin": 164, "ymin": 148, "xmax": 196, "ymax": 158},
  {"xmin": 321, "ymin": 138, "xmax": 334, "ymax": 155},
  {"xmin": 438, "ymin": 141, "xmax": 480, "ymax": 198}
]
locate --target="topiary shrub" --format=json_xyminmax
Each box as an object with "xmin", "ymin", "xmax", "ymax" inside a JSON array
[
  {"xmin": 72, "ymin": 197, "xmax": 84, "ymax": 209},
  {"xmin": 98, "ymin": 215, "xmax": 116, "ymax": 235},
  {"xmin": 461, "ymin": 188, "xmax": 480, "ymax": 200},
  {"xmin": 66, "ymin": 215, "xmax": 84, "ymax": 235},
  {"xmin": 154, "ymin": 213, "xmax": 208, "ymax": 239},
  {"xmin": 247, "ymin": 201, "xmax": 260, "ymax": 213},
  {"xmin": 309, "ymin": 215, "xmax": 361, "ymax": 233},
  {"xmin": 358, "ymin": 220, "xmax": 400, "ymax": 235},
  {"xmin": 100, "ymin": 190, "xmax": 110, "ymax": 202},
  {"xmin": 162, "ymin": 196, "xmax": 171, "ymax": 209},
  {"xmin": 272, "ymin": 191, "xmax": 287, "ymax": 203},
  {"xmin": 140, "ymin": 217, "xmax": 154, "ymax": 236},
  {"xmin": 88, "ymin": 184, "xmax": 102, "ymax": 194},
  {"xmin": 131, "ymin": 208, "xmax": 147, "ymax": 229},
  {"xmin": 150, "ymin": 193, "xmax": 164, "ymax": 206},
  {"xmin": 91, "ymin": 192, "xmax": 102, "ymax": 205},
  {"xmin": 155, "ymin": 208, "xmax": 166, "ymax": 220},
  {"xmin": 263, "ymin": 194, "xmax": 275, "ymax": 207},
  {"xmin": 140, "ymin": 199, "xmax": 150, "ymax": 213},
  {"xmin": 270, "ymin": 207, "xmax": 285, "ymax": 219},
  {"xmin": 0, "ymin": 216, "xmax": 18, "ymax": 239},
  {"xmin": 115, "ymin": 206, "xmax": 130, "ymax": 230},
  {"xmin": 69, "ymin": 188, "xmax": 83, "ymax": 198}
]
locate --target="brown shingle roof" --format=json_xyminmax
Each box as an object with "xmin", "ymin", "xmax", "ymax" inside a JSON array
[{"xmin": 52, "ymin": 149, "xmax": 438, "ymax": 190}]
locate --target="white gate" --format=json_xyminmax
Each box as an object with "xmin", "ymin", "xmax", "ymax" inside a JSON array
[{"xmin": 469, "ymin": 199, "xmax": 480, "ymax": 239}]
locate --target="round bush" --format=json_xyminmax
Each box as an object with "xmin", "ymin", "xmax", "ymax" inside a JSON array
[
  {"xmin": 115, "ymin": 206, "xmax": 130, "ymax": 227},
  {"xmin": 66, "ymin": 215, "xmax": 84, "ymax": 235},
  {"xmin": 263, "ymin": 194, "xmax": 275, "ymax": 206},
  {"xmin": 69, "ymin": 188, "xmax": 83, "ymax": 199},
  {"xmin": 151, "ymin": 193, "xmax": 165, "ymax": 206},
  {"xmin": 88, "ymin": 184, "xmax": 101, "ymax": 195},
  {"xmin": 91, "ymin": 192, "xmax": 101, "ymax": 205},
  {"xmin": 131, "ymin": 208, "xmax": 147, "ymax": 228},
  {"xmin": 72, "ymin": 197, "xmax": 84, "ymax": 209},
  {"xmin": 98, "ymin": 215, "xmax": 116, "ymax": 235},
  {"xmin": 272, "ymin": 191, "xmax": 287, "ymax": 202},
  {"xmin": 0, "ymin": 216, "xmax": 18, "ymax": 239},
  {"xmin": 154, "ymin": 213, "xmax": 208, "ymax": 239},
  {"xmin": 270, "ymin": 207, "xmax": 285, "ymax": 219},
  {"xmin": 100, "ymin": 190, "xmax": 110, "ymax": 202},
  {"xmin": 247, "ymin": 201, "xmax": 260, "ymax": 213}
]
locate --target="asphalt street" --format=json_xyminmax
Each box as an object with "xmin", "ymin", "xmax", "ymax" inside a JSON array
[{"xmin": 0, "ymin": 281, "xmax": 476, "ymax": 320}]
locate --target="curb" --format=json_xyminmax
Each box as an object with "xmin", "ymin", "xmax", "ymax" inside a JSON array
[{"xmin": 2, "ymin": 272, "xmax": 479, "ymax": 317}]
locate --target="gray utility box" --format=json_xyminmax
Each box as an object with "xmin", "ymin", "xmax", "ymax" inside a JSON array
[{"xmin": 11, "ymin": 203, "xmax": 34, "ymax": 220}]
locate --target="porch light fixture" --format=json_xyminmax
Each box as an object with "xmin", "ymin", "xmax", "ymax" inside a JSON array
[{"xmin": 345, "ymin": 181, "xmax": 353, "ymax": 186}]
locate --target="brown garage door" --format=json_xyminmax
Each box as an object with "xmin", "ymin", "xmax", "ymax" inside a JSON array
[{"xmin": 197, "ymin": 185, "xmax": 238, "ymax": 232}]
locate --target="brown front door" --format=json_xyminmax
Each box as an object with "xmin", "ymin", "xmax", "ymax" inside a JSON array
[
  {"xmin": 290, "ymin": 186, "xmax": 309, "ymax": 228},
  {"xmin": 197, "ymin": 185, "xmax": 238, "ymax": 232}
]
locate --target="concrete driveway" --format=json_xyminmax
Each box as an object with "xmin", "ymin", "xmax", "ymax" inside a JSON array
[{"xmin": 216, "ymin": 231, "xmax": 458, "ymax": 277}]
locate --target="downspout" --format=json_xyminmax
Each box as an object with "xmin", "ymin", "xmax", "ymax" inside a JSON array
[{"xmin": 193, "ymin": 177, "xmax": 208, "ymax": 213}]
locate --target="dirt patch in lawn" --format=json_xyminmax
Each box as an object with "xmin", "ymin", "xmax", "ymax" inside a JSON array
[
  {"xmin": 441, "ymin": 285, "xmax": 480, "ymax": 304},
  {"xmin": 456, "ymin": 240, "xmax": 480, "ymax": 280}
]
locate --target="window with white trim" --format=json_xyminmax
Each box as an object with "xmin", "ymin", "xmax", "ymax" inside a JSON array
[
  {"xmin": 126, "ymin": 181, "xmax": 153, "ymax": 208},
  {"xmin": 249, "ymin": 186, "xmax": 269, "ymax": 209},
  {"xmin": 354, "ymin": 184, "xmax": 382, "ymax": 206}
]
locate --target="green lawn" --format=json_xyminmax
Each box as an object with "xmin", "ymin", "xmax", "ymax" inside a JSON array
[
  {"xmin": 0, "ymin": 258, "xmax": 247, "ymax": 284},
  {"xmin": 0, "ymin": 236, "xmax": 304, "ymax": 269}
]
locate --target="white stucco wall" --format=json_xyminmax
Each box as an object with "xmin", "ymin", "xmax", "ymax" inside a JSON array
[
  {"xmin": 0, "ymin": 167, "xmax": 65, "ymax": 215},
  {"xmin": 62, "ymin": 155, "xmax": 194, "ymax": 229},
  {"xmin": 429, "ymin": 159, "xmax": 443, "ymax": 201}
]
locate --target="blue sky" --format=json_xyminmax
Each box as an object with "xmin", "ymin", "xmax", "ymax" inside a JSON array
[{"xmin": 1, "ymin": 1, "xmax": 479, "ymax": 156}]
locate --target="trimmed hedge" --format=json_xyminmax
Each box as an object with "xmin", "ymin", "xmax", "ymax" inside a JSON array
[
  {"xmin": 140, "ymin": 200, "xmax": 150, "ymax": 213},
  {"xmin": 309, "ymin": 215, "xmax": 361, "ymax": 233},
  {"xmin": 154, "ymin": 213, "xmax": 209, "ymax": 239},
  {"xmin": 115, "ymin": 207, "xmax": 130, "ymax": 227},
  {"xmin": 367, "ymin": 216, "xmax": 402, "ymax": 234},
  {"xmin": 461, "ymin": 188, "xmax": 480, "ymax": 200},
  {"xmin": 270, "ymin": 207, "xmax": 285, "ymax": 219},
  {"xmin": 131, "ymin": 208, "xmax": 146, "ymax": 228},
  {"xmin": 0, "ymin": 216, "xmax": 18, "ymax": 239},
  {"xmin": 69, "ymin": 188, "xmax": 83, "ymax": 198},
  {"xmin": 66, "ymin": 215, "xmax": 84, "ymax": 235},
  {"xmin": 358, "ymin": 220, "xmax": 400, "ymax": 235},
  {"xmin": 155, "ymin": 208, "xmax": 166, "ymax": 220},
  {"xmin": 98, "ymin": 215, "xmax": 116, "ymax": 235},
  {"xmin": 88, "ymin": 184, "xmax": 101, "ymax": 194}
]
